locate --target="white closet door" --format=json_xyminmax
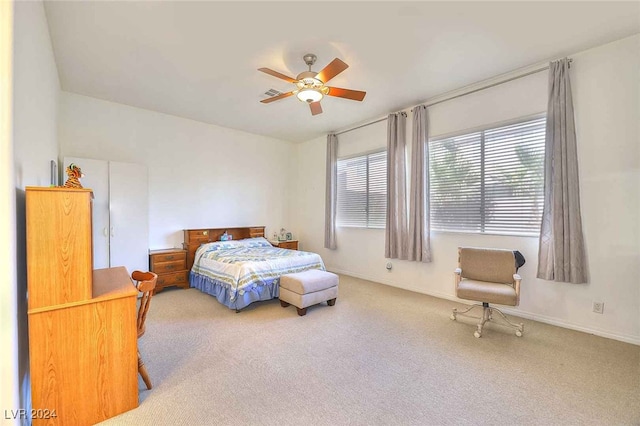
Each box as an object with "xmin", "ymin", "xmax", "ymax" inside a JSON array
[
  {"xmin": 108, "ymin": 161, "xmax": 149, "ymax": 274},
  {"xmin": 63, "ymin": 157, "xmax": 110, "ymax": 269}
]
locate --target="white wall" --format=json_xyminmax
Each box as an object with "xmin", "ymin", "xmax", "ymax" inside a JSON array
[
  {"xmin": 0, "ymin": 0, "xmax": 17, "ymax": 422},
  {"xmin": 58, "ymin": 92, "xmax": 295, "ymax": 250},
  {"xmin": 8, "ymin": 0, "xmax": 61, "ymax": 421},
  {"xmin": 13, "ymin": 0, "xmax": 59, "ymax": 189},
  {"xmin": 292, "ymin": 34, "xmax": 640, "ymax": 345}
]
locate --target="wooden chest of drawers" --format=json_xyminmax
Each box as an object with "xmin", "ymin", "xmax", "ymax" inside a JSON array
[{"xmin": 149, "ymin": 249, "xmax": 189, "ymax": 293}]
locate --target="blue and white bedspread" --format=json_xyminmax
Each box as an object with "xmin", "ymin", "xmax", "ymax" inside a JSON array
[{"xmin": 190, "ymin": 237, "xmax": 325, "ymax": 310}]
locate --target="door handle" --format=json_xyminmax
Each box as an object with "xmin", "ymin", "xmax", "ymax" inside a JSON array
[{"xmin": 110, "ymin": 226, "xmax": 115, "ymax": 237}]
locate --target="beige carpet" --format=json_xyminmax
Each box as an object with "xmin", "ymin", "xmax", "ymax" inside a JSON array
[{"xmin": 100, "ymin": 275, "xmax": 639, "ymax": 425}]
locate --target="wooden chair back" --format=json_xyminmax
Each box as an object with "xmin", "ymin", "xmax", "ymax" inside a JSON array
[{"xmin": 132, "ymin": 270, "xmax": 158, "ymax": 338}]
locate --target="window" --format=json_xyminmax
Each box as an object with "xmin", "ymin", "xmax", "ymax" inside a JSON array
[
  {"xmin": 429, "ymin": 116, "xmax": 546, "ymax": 236},
  {"xmin": 337, "ymin": 150, "xmax": 387, "ymax": 228}
]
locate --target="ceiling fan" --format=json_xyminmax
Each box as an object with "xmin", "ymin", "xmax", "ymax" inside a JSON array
[{"xmin": 258, "ymin": 53, "xmax": 366, "ymax": 116}]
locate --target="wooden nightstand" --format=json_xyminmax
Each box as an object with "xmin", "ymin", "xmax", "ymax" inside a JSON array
[
  {"xmin": 271, "ymin": 240, "xmax": 298, "ymax": 250},
  {"xmin": 149, "ymin": 248, "xmax": 189, "ymax": 293}
]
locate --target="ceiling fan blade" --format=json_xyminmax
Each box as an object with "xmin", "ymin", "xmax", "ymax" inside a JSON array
[
  {"xmin": 315, "ymin": 58, "xmax": 348, "ymax": 83},
  {"xmin": 309, "ymin": 101, "xmax": 323, "ymax": 116},
  {"xmin": 326, "ymin": 87, "xmax": 367, "ymax": 101},
  {"xmin": 258, "ymin": 68, "xmax": 297, "ymax": 83},
  {"xmin": 260, "ymin": 91, "xmax": 295, "ymax": 104}
]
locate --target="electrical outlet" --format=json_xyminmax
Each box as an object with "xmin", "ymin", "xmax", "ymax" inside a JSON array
[
  {"xmin": 592, "ymin": 302, "xmax": 604, "ymax": 314},
  {"xmin": 386, "ymin": 262, "xmax": 393, "ymax": 271}
]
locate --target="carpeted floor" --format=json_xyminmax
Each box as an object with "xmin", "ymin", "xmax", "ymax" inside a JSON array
[{"xmin": 100, "ymin": 274, "xmax": 640, "ymax": 425}]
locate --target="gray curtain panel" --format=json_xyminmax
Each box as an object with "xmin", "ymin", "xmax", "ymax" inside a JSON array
[
  {"xmin": 408, "ymin": 105, "xmax": 432, "ymax": 262},
  {"xmin": 385, "ymin": 112, "xmax": 408, "ymax": 260},
  {"xmin": 537, "ymin": 58, "xmax": 588, "ymax": 283},
  {"xmin": 324, "ymin": 134, "xmax": 338, "ymax": 250}
]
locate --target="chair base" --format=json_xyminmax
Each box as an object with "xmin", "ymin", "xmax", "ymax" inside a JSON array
[{"xmin": 451, "ymin": 302, "xmax": 524, "ymax": 338}]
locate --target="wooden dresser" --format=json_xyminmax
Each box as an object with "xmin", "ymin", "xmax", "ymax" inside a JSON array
[
  {"xmin": 271, "ymin": 240, "xmax": 299, "ymax": 250},
  {"xmin": 26, "ymin": 187, "xmax": 138, "ymax": 425},
  {"xmin": 149, "ymin": 248, "xmax": 189, "ymax": 292}
]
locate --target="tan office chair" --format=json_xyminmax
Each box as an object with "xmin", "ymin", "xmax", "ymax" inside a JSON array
[
  {"xmin": 133, "ymin": 270, "xmax": 158, "ymax": 389},
  {"xmin": 450, "ymin": 247, "xmax": 524, "ymax": 338}
]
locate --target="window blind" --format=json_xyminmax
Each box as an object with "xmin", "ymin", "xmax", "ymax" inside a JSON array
[
  {"xmin": 337, "ymin": 150, "xmax": 387, "ymax": 228},
  {"xmin": 429, "ymin": 117, "xmax": 545, "ymax": 236}
]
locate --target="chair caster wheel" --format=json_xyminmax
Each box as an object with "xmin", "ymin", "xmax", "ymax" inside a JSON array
[
  {"xmin": 516, "ymin": 330, "xmax": 523, "ymax": 337},
  {"xmin": 450, "ymin": 314, "xmax": 456, "ymax": 321},
  {"xmin": 474, "ymin": 331, "xmax": 481, "ymax": 338}
]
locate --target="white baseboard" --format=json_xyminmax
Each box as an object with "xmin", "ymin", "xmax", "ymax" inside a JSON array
[{"xmin": 327, "ymin": 267, "xmax": 640, "ymax": 346}]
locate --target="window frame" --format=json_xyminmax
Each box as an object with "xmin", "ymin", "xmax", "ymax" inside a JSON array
[
  {"xmin": 336, "ymin": 148, "xmax": 387, "ymax": 229},
  {"xmin": 428, "ymin": 113, "xmax": 546, "ymax": 237}
]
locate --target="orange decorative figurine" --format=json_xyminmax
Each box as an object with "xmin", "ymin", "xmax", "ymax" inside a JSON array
[{"xmin": 63, "ymin": 163, "xmax": 84, "ymax": 188}]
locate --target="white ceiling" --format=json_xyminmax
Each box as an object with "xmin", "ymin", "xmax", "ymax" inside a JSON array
[{"xmin": 43, "ymin": 1, "xmax": 639, "ymax": 143}]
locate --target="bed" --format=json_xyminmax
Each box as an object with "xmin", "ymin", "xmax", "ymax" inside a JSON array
[{"xmin": 187, "ymin": 235, "xmax": 325, "ymax": 310}]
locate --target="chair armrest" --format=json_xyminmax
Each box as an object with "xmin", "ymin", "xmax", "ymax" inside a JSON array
[
  {"xmin": 513, "ymin": 274, "xmax": 521, "ymax": 306},
  {"xmin": 454, "ymin": 268, "xmax": 462, "ymax": 292}
]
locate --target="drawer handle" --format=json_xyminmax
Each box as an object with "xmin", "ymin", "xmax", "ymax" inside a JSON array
[
  {"xmin": 166, "ymin": 255, "xmax": 174, "ymax": 260},
  {"xmin": 166, "ymin": 265, "xmax": 175, "ymax": 270}
]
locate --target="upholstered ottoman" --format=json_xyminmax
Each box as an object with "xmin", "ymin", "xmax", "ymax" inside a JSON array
[{"xmin": 279, "ymin": 270, "xmax": 338, "ymax": 316}]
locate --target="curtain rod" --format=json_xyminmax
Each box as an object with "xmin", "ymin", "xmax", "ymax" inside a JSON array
[{"xmin": 335, "ymin": 58, "xmax": 571, "ymax": 136}]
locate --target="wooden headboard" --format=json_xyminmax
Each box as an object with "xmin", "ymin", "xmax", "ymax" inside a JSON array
[{"xmin": 183, "ymin": 226, "xmax": 265, "ymax": 271}]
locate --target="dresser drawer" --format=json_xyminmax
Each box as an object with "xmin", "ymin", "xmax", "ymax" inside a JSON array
[
  {"xmin": 277, "ymin": 240, "xmax": 298, "ymax": 250},
  {"xmin": 152, "ymin": 251, "xmax": 186, "ymax": 264},
  {"xmin": 153, "ymin": 259, "xmax": 186, "ymax": 274},
  {"xmin": 249, "ymin": 227, "xmax": 265, "ymax": 237},
  {"xmin": 157, "ymin": 270, "xmax": 189, "ymax": 288},
  {"xmin": 187, "ymin": 229, "xmax": 210, "ymax": 243}
]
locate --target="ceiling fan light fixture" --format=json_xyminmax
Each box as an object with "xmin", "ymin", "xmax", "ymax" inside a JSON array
[
  {"xmin": 296, "ymin": 88, "xmax": 323, "ymax": 103},
  {"xmin": 295, "ymin": 74, "xmax": 323, "ymax": 89}
]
